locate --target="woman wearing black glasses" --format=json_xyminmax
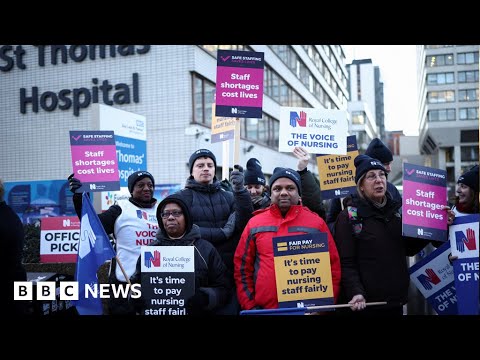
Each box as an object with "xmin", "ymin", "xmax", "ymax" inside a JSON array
[{"xmin": 131, "ymin": 194, "xmax": 230, "ymax": 315}]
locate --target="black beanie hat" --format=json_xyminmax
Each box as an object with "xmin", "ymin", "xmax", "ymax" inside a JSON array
[
  {"xmin": 458, "ymin": 165, "xmax": 479, "ymax": 192},
  {"xmin": 269, "ymin": 167, "xmax": 302, "ymax": 196},
  {"xmin": 157, "ymin": 194, "xmax": 193, "ymax": 235},
  {"xmin": 128, "ymin": 171, "xmax": 155, "ymax": 194},
  {"xmin": 365, "ymin": 138, "xmax": 393, "ymax": 164},
  {"xmin": 189, "ymin": 149, "xmax": 217, "ymax": 174},
  {"xmin": 354, "ymin": 154, "xmax": 387, "ymax": 184},
  {"xmin": 244, "ymin": 158, "xmax": 266, "ymax": 186}
]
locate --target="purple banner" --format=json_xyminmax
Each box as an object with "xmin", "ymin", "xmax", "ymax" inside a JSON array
[
  {"xmin": 70, "ymin": 131, "xmax": 120, "ymax": 192},
  {"xmin": 215, "ymin": 50, "xmax": 264, "ymax": 119},
  {"xmin": 403, "ymin": 163, "xmax": 447, "ymax": 241}
]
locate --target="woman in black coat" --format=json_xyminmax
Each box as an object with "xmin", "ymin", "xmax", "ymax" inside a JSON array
[
  {"xmin": 131, "ymin": 194, "xmax": 230, "ymax": 315},
  {"xmin": 334, "ymin": 155, "xmax": 433, "ymax": 315}
]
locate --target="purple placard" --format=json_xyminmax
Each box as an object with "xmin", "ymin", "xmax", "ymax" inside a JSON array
[
  {"xmin": 402, "ymin": 163, "xmax": 447, "ymax": 241},
  {"xmin": 70, "ymin": 131, "xmax": 120, "ymax": 192},
  {"xmin": 215, "ymin": 49, "xmax": 264, "ymax": 119}
]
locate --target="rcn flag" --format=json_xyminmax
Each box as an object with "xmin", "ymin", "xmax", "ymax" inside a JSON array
[{"xmin": 73, "ymin": 192, "xmax": 116, "ymax": 315}]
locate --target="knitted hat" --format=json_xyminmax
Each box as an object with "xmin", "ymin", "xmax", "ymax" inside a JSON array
[
  {"xmin": 157, "ymin": 194, "xmax": 192, "ymax": 235},
  {"xmin": 458, "ymin": 165, "xmax": 479, "ymax": 192},
  {"xmin": 354, "ymin": 154, "xmax": 387, "ymax": 184},
  {"xmin": 365, "ymin": 138, "xmax": 393, "ymax": 164},
  {"xmin": 269, "ymin": 167, "xmax": 302, "ymax": 196},
  {"xmin": 128, "ymin": 171, "xmax": 155, "ymax": 194},
  {"xmin": 188, "ymin": 149, "xmax": 217, "ymax": 174},
  {"xmin": 244, "ymin": 158, "xmax": 266, "ymax": 185}
]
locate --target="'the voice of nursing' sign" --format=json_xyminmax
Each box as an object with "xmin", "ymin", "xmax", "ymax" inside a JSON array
[{"xmin": 278, "ymin": 107, "xmax": 348, "ymax": 155}]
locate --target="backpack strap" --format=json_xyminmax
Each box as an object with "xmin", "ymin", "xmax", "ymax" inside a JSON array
[{"xmin": 347, "ymin": 206, "xmax": 363, "ymax": 235}]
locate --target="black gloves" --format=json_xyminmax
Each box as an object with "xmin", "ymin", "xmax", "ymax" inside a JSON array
[
  {"xmin": 230, "ymin": 165, "xmax": 244, "ymax": 192},
  {"xmin": 186, "ymin": 291, "xmax": 209, "ymax": 315},
  {"xmin": 68, "ymin": 173, "xmax": 82, "ymax": 194}
]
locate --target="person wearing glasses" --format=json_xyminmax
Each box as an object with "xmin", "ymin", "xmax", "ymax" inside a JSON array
[
  {"xmin": 68, "ymin": 171, "xmax": 158, "ymax": 315},
  {"xmin": 130, "ymin": 194, "xmax": 230, "ymax": 315},
  {"xmin": 334, "ymin": 155, "xmax": 440, "ymax": 316}
]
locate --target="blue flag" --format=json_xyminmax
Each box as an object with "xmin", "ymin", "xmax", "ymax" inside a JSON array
[{"xmin": 73, "ymin": 193, "xmax": 116, "ymax": 315}]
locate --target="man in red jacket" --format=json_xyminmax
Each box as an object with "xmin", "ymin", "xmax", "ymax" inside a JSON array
[{"xmin": 234, "ymin": 167, "xmax": 341, "ymax": 310}]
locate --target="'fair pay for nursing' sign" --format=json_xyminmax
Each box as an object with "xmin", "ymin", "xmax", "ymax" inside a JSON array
[{"xmin": 278, "ymin": 107, "xmax": 348, "ymax": 155}]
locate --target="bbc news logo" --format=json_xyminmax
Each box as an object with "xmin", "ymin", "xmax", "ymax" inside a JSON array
[{"xmin": 13, "ymin": 282, "xmax": 141, "ymax": 300}]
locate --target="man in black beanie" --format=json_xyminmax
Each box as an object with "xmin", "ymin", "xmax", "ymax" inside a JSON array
[
  {"xmin": 365, "ymin": 138, "xmax": 393, "ymax": 172},
  {"xmin": 234, "ymin": 166, "xmax": 341, "ymax": 310},
  {"xmin": 326, "ymin": 138, "xmax": 401, "ymax": 234},
  {"xmin": 174, "ymin": 148, "xmax": 252, "ymax": 314},
  {"xmin": 67, "ymin": 170, "xmax": 158, "ymax": 314}
]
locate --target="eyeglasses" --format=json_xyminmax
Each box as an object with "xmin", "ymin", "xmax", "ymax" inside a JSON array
[
  {"xmin": 160, "ymin": 210, "xmax": 183, "ymax": 219},
  {"xmin": 365, "ymin": 172, "xmax": 386, "ymax": 181}
]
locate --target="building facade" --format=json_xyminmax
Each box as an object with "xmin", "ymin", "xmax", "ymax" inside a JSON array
[
  {"xmin": 417, "ymin": 45, "xmax": 479, "ymax": 199},
  {"xmin": 1, "ymin": 45, "xmax": 348, "ymax": 198},
  {"xmin": 346, "ymin": 59, "xmax": 385, "ymax": 151}
]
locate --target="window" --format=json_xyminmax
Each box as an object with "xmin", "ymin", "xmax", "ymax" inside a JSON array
[
  {"xmin": 427, "ymin": 90, "xmax": 455, "ymax": 103},
  {"xmin": 201, "ymin": 45, "xmax": 250, "ymax": 56},
  {"xmin": 427, "ymin": 72, "xmax": 454, "ymax": 85},
  {"xmin": 192, "ymin": 73, "xmax": 215, "ymax": 127},
  {"xmin": 459, "ymin": 107, "xmax": 478, "ymax": 120},
  {"xmin": 352, "ymin": 111, "xmax": 366, "ymax": 124},
  {"xmin": 445, "ymin": 147, "xmax": 454, "ymax": 162},
  {"xmin": 461, "ymin": 146, "xmax": 479, "ymax": 162},
  {"xmin": 461, "ymin": 130, "xmax": 479, "ymax": 143},
  {"xmin": 426, "ymin": 54, "xmax": 454, "ymax": 67},
  {"xmin": 458, "ymin": 70, "xmax": 479, "ymax": 83},
  {"xmin": 457, "ymin": 52, "xmax": 479, "ymax": 65},
  {"xmin": 240, "ymin": 113, "xmax": 279, "ymax": 150},
  {"xmin": 458, "ymin": 89, "xmax": 479, "ymax": 102},
  {"xmin": 428, "ymin": 109, "xmax": 455, "ymax": 122}
]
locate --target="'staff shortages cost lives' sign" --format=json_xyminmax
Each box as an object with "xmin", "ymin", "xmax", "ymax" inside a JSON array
[
  {"xmin": 70, "ymin": 130, "xmax": 120, "ymax": 192},
  {"xmin": 215, "ymin": 49, "xmax": 264, "ymax": 119}
]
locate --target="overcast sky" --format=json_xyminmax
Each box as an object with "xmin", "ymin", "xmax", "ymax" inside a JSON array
[{"xmin": 343, "ymin": 45, "xmax": 419, "ymax": 136}]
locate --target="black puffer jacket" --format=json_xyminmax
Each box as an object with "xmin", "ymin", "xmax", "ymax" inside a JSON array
[{"xmin": 175, "ymin": 177, "xmax": 240, "ymax": 273}]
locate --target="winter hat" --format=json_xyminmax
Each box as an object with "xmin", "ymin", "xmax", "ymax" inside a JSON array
[
  {"xmin": 157, "ymin": 194, "xmax": 193, "ymax": 235},
  {"xmin": 189, "ymin": 149, "xmax": 217, "ymax": 174},
  {"xmin": 365, "ymin": 138, "xmax": 393, "ymax": 164},
  {"xmin": 244, "ymin": 158, "xmax": 266, "ymax": 185},
  {"xmin": 354, "ymin": 154, "xmax": 387, "ymax": 184},
  {"xmin": 128, "ymin": 171, "xmax": 155, "ymax": 194},
  {"xmin": 269, "ymin": 167, "xmax": 302, "ymax": 196},
  {"xmin": 458, "ymin": 165, "xmax": 479, "ymax": 192}
]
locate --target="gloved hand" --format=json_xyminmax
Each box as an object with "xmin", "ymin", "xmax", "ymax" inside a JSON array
[
  {"xmin": 186, "ymin": 290, "xmax": 209, "ymax": 315},
  {"xmin": 230, "ymin": 165, "xmax": 244, "ymax": 192},
  {"xmin": 68, "ymin": 173, "xmax": 82, "ymax": 194}
]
